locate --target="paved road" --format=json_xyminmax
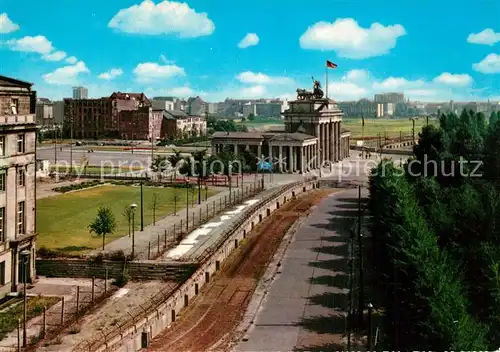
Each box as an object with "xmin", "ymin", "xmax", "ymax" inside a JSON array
[
  {"xmin": 236, "ymin": 187, "xmax": 368, "ymax": 351},
  {"xmin": 37, "ymin": 147, "xmax": 153, "ymax": 166}
]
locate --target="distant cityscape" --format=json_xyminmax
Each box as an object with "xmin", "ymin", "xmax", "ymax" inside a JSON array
[{"xmin": 34, "ymin": 87, "xmax": 500, "ymax": 141}]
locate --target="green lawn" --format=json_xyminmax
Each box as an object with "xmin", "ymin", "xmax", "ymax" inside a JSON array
[
  {"xmin": 36, "ymin": 185, "xmax": 218, "ymax": 253},
  {"xmin": 342, "ymin": 118, "xmax": 438, "ymax": 139}
]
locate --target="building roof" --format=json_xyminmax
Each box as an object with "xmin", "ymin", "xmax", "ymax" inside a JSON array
[
  {"xmin": 268, "ymin": 132, "xmax": 316, "ymax": 142},
  {"xmin": 153, "ymin": 96, "xmax": 176, "ymax": 102},
  {"xmin": 212, "ymin": 131, "xmax": 264, "ymax": 139},
  {"xmin": 37, "ymin": 98, "xmax": 51, "ymax": 104},
  {"xmin": 0, "ymin": 75, "xmax": 33, "ymax": 88},
  {"xmin": 110, "ymin": 92, "xmax": 151, "ymax": 105}
]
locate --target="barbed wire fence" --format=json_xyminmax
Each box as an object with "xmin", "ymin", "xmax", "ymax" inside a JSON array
[{"xmin": 0, "ymin": 279, "xmax": 112, "ymax": 352}]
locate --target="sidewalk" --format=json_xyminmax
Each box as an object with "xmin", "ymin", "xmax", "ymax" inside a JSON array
[{"xmin": 89, "ymin": 180, "xmax": 266, "ymax": 260}]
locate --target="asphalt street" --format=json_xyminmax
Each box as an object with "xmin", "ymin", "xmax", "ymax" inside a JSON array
[{"xmin": 37, "ymin": 146, "xmax": 154, "ymax": 166}]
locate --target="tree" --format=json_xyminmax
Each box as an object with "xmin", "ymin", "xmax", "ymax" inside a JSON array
[
  {"xmin": 151, "ymin": 192, "xmax": 159, "ymax": 225},
  {"xmin": 167, "ymin": 150, "xmax": 183, "ymax": 181},
  {"xmin": 247, "ymin": 113, "xmax": 256, "ymax": 121},
  {"xmin": 122, "ymin": 205, "xmax": 133, "ymax": 237},
  {"xmin": 89, "ymin": 207, "xmax": 117, "ymax": 250},
  {"xmin": 180, "ymin": 150, "xmax": 209, "ymax": 204}
]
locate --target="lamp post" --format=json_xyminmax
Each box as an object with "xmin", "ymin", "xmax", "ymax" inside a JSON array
[
  {"xmin": 130, "ymin": 203, "xmax": 137, "ymax": 258},
  {"xmin": 20, "ymin": 249, "xmax": 30, "ymax": 347},
  {"xmin": 319, "ymin": 149, "xmax": 322, "ymax": 179},
  {"xmin": 228, "ymin": 164, "xmax": 233, "ymax": 204},
  {"xmin": 186, "ymin": 181, "xmax": 189, "ymax": 232},
  {"xmin": 140, "ymin": 182, "xmax": 144, "ymax": 231}
]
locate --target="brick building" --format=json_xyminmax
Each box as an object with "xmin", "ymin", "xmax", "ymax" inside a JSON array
[
  {"xmin": 63, "ymin": 92, "xmax": 153, "ymax": 139},
  {"xmin": 0, "ymin": 75, "xmax": 37, "ymax": 298},
  {"xmin": 119, "ymin": 106, "xmax": 152, "ymax": 140},
  {"xmin": 63, "ymin": 98, "xmax": 113, "ymax": 139}
]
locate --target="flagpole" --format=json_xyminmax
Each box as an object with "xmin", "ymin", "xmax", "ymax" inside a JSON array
[{"xmin": 325, "ymin": 63, "xmax": 329, "ymax": 99}]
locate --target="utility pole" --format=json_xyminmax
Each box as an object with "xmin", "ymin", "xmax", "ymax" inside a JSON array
[
  {"xmin": 54, "ymin": 123, "xmax": 58, "ymax": 167},
  {"xmin": 70, "ymin": 111, "xmax": 73, "ymax": 175},
  {"xmin": 140, "ymin": 182, "xmax": 144, "ymax": 231},
  {"xmin": 186, "ymin": 181, "xmax": 189, "ymax": 232},
  {"xmin": 357, "ymin": 185, "xmax": 364, "ymax": 328}
]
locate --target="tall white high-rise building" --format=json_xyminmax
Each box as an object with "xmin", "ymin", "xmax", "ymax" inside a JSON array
[{"xmin": 72, "ymin": 86, "xmax": 88, "ymax": 99}]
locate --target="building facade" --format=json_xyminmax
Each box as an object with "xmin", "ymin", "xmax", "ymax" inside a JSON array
[
  {"xmin": 242, "ymin": 102, "xmax": 282, "ymax": 118},
  {"xmin": 63, "ymin": 98, "xmax": 113, "ymax": 139},
  {"xmin": 162, "ymin": 110, "xmax": 207, "ymax": 139},
  {"xmin": 374, "ymin": 93, "xmax": 404, "ymax": 104},
  {"xmin": 0, "ymin": 75, "xmax": 37, "ymax": 298},
  {"xmin": 152, "ymin": 98, "xmax": 175, "ymax": 111},
  {"xmin": 35, "ymin": 98, "xmax": 54, "ymax": 126},
  {"xmin": 72, "ymin": 86, "xmax": 88, "ymax": 99},
  {"xmin": 212, "ymin": 85, "xmax": 350, "ymax": 173},
  {"xmin": 52, "ymin": 101, "xmax": 64, "ymax": 127}
]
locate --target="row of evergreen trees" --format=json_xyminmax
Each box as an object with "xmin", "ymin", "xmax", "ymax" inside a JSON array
[{"xmin": 369, "ymin": 109, "xmax": 500, "ymax": 349}]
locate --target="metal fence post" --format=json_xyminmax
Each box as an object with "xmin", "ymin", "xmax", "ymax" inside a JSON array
[
  {"xmin": 105, "ymin": 269, "xmax": 108, "ymax": 294},
  {"xmin": 157, "ymin": 234, "xmax": 160, "ymax": 254},
  {"xmin": 92, "ymin": 276, "xmax": 95, "ymax": 303},
  {"xmin": 76, "ymin": 286, "xmax": 80, "ymax": 321},
  {"xmin": 42, "ymin": 306, "xmax": 46, "ymax": 338},
  {"xmin": 60, "ymin": 296, "xmax": 65, "ymax": 325},
  {"xmin": 148, "ymin": 242, "xmax": 151, "ymax": 260}
]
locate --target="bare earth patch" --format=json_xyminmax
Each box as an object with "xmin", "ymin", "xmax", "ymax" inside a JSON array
[{"xmin": 37, "ymin": 280, "xmax": 178, "ymax": 352}]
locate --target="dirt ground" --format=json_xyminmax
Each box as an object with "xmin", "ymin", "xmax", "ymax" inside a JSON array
[
  {"xmin": 36, "ymin": 178, "xmax": 86, "ymax": 199},
  {"xmin": 37, "ymin": 280, "xmax": 178, "ymax": 352},
  {"xmin": 145, "ymin": 190, "xmax": 333, "ymax": 352}
]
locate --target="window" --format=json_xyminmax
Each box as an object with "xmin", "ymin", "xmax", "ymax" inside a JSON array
[
  {"xmin": 0, "ymin": 262, "xmax": 5, "ymax": 286},
  {"xmin": 0, "ymin": 136, "xmax": 4, "ymax": 157},
  {"xmin": 17, "ymin": 168, "xmax": 25, "ymax": 187},
  {"xmin": 17, "ymin": 201, "xmax": 25, "ymax": 235},
  {"xmin": 0, "ymin": 173, "xmax": 4, "ymax": 192},
  {"xmin": 0, "ymin": 207, "xmax": 4, "ymax": 243},
  {"xmin": 11, "ymin": 98, "xmax": 18, "ymax": 115},
  {"xmin": 17, "ymin": 134, "xmax": 24, "ymax": 153}
]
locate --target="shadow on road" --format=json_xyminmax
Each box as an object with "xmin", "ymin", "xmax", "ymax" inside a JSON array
[{"xmin": 295, "ymin": 194, "xmax": 357, "ymax": 351}]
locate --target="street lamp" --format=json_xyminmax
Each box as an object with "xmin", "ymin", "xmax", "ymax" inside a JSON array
[
  {"xmin": 228, "ymin": 164, "xmax": 233, "ymax": 204},
  {"xmin": 319, "ymin": 149, "xmax": 322, "ymax": 179},
  {"xmin": 130, "ymin": 203, "xmax": 137, "ymax": 258},
  {"xmin": 20, "ymin": 249, "xmax": 30, "ymax": 347}
]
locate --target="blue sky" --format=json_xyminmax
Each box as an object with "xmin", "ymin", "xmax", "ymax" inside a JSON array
[{"xmin": 1, "ymin": 0, "xmax": 500, "ymax": 102}]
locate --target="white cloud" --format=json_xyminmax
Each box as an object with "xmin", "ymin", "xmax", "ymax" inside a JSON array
[
  {"xmin": 342, "ymin": 69, "xmax": 370, "ymax": 82},
  {"xmin": 433, "ymin": 72, "xmax": 472, "ymax": 86},
  {"xmin": 43, "ymin": 61, "xmax": 90, "ymax": 85},
  {"xmin": 372, "ymin": 77, "xmax": 425, "ymax": 90},
  {"xmin": 238, "ymin": 33, "xmax": 259, "ymax": 49},
  {"xmin": 467, "ymin": 28, "xmax": 500, "ymax": 46},
  {"xmin": 0, "ymin": 13, "xmax": 20, "ymax": 33},
  {"xmin": 299, "ymin": 18, "xmax": 406, "ymax": 59},
  {"xmin": 42, "ymin": 50, "xmax": 67, "ymax": 62},
  {"xmin": 66, "ymin": 56, "xmax": 78, "ymax": 64},
  {"xmin": 328, "ymin": 82, "xmax": 367, "ymax": 100},
  {"xmin": 7, "ymin": 35, "xmax": 54, "ymax": 54},
  {"xmin": 238, "ymin": 85, "xmax": 267, "ymax": 98},
  {"xmin": 98, "ymin": 68, "xmax": 124, "ymax": 80},
  {"xmin": 160, "ymin": 54, "xmax": 175, "ymax": 64},
  {"xmin": 473, "ymin": 53, "xmax": 500, "ymax": 74},
  {"xmin": 108, "ymin": 0, "xmax": 215, "ymax": 38},
  {"xmin": 133, "ymin": 62, "xmax": 185, "ymax": 82},
  {"xmin": 236, "ymin": 71, "xmax": 293, "ymax": 85},
  {"xmin": 165, "ymin": 86, "xmax": 194, "ymax": 97}
]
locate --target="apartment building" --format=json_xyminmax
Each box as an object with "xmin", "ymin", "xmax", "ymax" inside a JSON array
[
  {"xmin": 35, "ymin": 98, "xmax": 54, "ymax": 126},
  {"xmin": 374, "ymin": 93, "xmax": 405, "ymax": 104},
  {"xmin": 63, "ymin": 98, "xmax": 113, "ymax": 139},
  {"xmin": 72, "ymin": 86, "xmax": 88, "ymax": 99},
  {"xmin": 242, "ymin": 102, "xmax": 281, "ymax": 118},
  {"xmin": 152, "ymin": 96, "xmax": 177, "ymax": 111},
  {"xmin": 162, "ymin": 110, "xmax": 206, "ymax": 139},
  {"xmin": 0, "ymin": 75, "xmax": 37, "ymax": 298}
]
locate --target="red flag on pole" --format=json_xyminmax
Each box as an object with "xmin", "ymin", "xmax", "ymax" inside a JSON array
[{"xmin": 326, "ymin": 60, "xmax": 338, "ymax": 68}]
